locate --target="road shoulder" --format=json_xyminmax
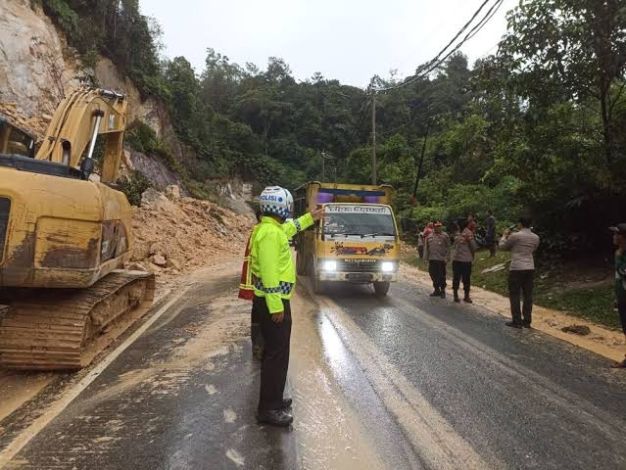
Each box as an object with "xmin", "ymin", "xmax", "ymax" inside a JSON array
[{"xmin": 400, "ymin": 262, "xmax": 625, "ymax": 363}]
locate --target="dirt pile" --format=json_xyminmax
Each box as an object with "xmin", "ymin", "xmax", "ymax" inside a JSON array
[
  {"xmin": 0, "ymin": 102, "xmax": 47, "ymax": 138},
  {"xmin": 129, "ymin": 186, "xmax": 254, "ymax": 278}
]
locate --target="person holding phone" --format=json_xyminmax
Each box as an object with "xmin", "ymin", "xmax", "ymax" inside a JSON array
[
  {"xmin": 452, "ymin": 219, "xmax": 477, "ymax": 303},
  {"xmin": 499, "ymin": 216, "xmax": 540, "ymax": 328}
]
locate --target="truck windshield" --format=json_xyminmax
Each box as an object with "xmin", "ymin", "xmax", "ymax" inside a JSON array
[{"xmin": 323, "ymin": 205, "xmax": 396, "ymax": 237}]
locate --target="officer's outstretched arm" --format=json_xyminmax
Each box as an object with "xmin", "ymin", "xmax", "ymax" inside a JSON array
[
  {"xmin": 282, "ymin": 213, "xmax": 315, "ymax": 240},
  {"xmin": 257, "ymin": 230, "xmax": 285, "ymax": 314}
]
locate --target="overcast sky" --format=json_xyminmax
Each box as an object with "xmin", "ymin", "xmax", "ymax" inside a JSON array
[{"xmin": 141, "ymin": 0, "xmax": 518, "ymax": 88}]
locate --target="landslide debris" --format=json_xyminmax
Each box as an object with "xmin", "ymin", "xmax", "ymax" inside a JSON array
[
  {"xmin": 0, "ymin": 102, "xmax": 45, "ymax": 139},
  {"xmin": 129, "ymin": 186, "xmax": 254, "ymax": 278},
  {"xmin": 561, "ymin": 325, "xmax": 591, "ymax": 336}
]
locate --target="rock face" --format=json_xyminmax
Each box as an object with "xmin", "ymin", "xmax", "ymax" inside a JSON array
[
  {"xmin": 0, "ymin": 0, "xmax": 179, "ymax": 158},
  {"xmin": 127, "ymin": 150, "xmax": 184, "ymax": 191},
  {"xmin": 0, "ymin": 0, "xmax": 84, "ymax": 133},
  {"xmin": 93, "ymin": 58, "xmax": 177, "ymax": 143},
  {"xmin": 0, "ymin": 1, "xmax": 198, "ymax": 192}
]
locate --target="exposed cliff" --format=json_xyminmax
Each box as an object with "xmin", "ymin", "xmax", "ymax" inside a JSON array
[{"xmin": 0, "ymin": 0, "xmax": 186, "ymax": 188}]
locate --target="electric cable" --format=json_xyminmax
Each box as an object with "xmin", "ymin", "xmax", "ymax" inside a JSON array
[{"xmin": 375, "ymin": 0, "xmax": 505, "ymax": 93}]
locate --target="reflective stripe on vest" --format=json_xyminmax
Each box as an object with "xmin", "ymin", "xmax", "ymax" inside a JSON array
[{"xmin": 238, "ymin": 232, "xmax": 256, "ymax": 300}]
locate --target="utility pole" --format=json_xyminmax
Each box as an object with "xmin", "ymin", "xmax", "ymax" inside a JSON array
[
  {"xmin": 412, "ymin": 118, "xmax": 432, "ymax": 198},
  {"xmin": 371, "ymin": 93, "xmax": 377, "ymax": 185},
  {"xmin": 321, "ymin": 151, "xmax": 336, "ymax": 182}
]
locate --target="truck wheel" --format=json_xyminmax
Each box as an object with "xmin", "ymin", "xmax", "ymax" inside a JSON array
[{"xmin": 373, "ymin": 281, "xmax": 390, "ymax": 297}]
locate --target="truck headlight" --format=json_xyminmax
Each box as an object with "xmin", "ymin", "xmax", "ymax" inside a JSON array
[
  {"xmin": 381, "ymin": 262, "xmax": 395, "ymax": 273},
  {"xmin": 322, "ymin": 260, "xmax": 337, "ymax": 272}
]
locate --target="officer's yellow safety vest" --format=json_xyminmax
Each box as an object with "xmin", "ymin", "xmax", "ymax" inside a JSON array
[
  {"xmin": 239, "ymin": 214, "xmax": 313, "ymax": 313},
  {"xmin": 238, "ymin": 214, "xmax": 313, "ymax": 303}
]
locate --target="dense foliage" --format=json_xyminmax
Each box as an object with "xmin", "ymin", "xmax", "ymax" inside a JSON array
[
  {"xmin": 117, "ymin": 170, "xmax": 152, "ymax": 206},
  {"xmin": 40, "ymin": 0, "xmax": 626, "ymax": 252},
  {"xmin": 37, "ymin": 0, "xmax": 164, "ymax": 96}
]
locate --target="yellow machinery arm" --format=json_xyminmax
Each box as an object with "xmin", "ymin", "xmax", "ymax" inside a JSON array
[{"xmin": 35, "ymin": 87, "xmax": 127, "ymax": 182}]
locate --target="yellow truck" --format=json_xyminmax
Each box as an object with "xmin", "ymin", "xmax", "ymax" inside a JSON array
[{"xmin": 294, "ymin": 182, "xmax": 399, "ymax": 296}]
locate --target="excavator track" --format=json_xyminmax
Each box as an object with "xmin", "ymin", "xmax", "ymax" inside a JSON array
[{"xmin": 0, "ymin": 270, "xmax": 155, "ymax": 370}]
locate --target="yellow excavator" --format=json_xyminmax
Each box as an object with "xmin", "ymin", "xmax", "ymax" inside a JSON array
[{"xmin": 0, "ymin": 88, "xmax": 155, "ymax": 370}]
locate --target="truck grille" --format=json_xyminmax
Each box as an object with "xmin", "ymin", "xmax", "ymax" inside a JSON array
[
  {"xmin": 0, "ymin": 198, "xmax": 9, "ymax": 262},
  {"xmin": 338, "ymin": 259, "xmax": 382, "ymax": 272}
]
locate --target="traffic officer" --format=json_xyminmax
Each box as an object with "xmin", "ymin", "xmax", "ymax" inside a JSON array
[
  {"xmin": 250, "ymin": 186, "xmax": 322, "ymax": 426},
  {"xmin": 239, "ymin": 207, "xmax": 318, "ymax": 360}
]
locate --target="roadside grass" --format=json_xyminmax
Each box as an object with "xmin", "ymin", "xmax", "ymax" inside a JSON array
[{"xmin": 403, "ymin": 248, "xmax": 620, "ymax": 330}]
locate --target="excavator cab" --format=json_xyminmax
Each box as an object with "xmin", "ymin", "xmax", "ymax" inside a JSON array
[{"xmin": 0, "ymin": 110, "xmax": 36, "ymax": 157}]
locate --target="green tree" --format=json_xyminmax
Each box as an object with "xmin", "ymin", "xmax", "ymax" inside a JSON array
[{"xmin": 500, "ymin": 0, "xmax": 626, "ymax": 164}]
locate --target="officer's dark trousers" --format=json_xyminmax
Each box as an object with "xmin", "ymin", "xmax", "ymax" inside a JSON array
[
  {"xmin": 508, "ymin": 270, "xmax": 534, "ymax": 325},
  {"xmin": 428, "ymin": 260, "xmax": 447, "ymax": 291},
  {"xmin": 452, "ymin": 261, "xmax": 472, "ymax": 294},
  {"xmin": 255, "ymin": 296, "xmax": 292, "ymax": 411},
  {"xmin": 250, "ymin": 301, "xmax": 264, "ymax": 349}
]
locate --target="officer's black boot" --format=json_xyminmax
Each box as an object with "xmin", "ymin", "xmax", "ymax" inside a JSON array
[
  {"xmin": 257, "ymin": 409, "xmax": 293, "ymax": 427},
  {"xmin": 453, "ymin": 290, "xmax": 460, "ymax": 303},
  {"xmin": 430, "ymin": 289, "xmax": 440, "ymax": 297}
]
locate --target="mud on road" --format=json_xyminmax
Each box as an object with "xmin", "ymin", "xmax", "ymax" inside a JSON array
[{"xmin": 0, "ymin": 262, "xmax": 395, "ymax": 470}]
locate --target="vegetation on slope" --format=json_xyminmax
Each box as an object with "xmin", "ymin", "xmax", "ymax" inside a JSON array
[{"xmin": 39, "ymin": 0, "xmax": 626, "ymax": 254}]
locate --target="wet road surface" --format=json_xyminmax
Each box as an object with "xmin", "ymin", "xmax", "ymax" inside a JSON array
[
  {"xmin": 0, "ymin": 271, "xmax": 625, "ymax": 469},
  {"xmin": 316, "ymin": 280, "xmax": 626, "ymax": 469},
  {"xmin": 0, "ymin": 275, "xmax": 297, "ymax": 469}
]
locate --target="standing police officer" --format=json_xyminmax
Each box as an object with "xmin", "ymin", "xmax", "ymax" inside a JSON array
[
  {"xmin": 251, "ymin": 186, "xmax": 321, "ymax": 426},
  {"xmin": 425, "ymin": 222, "xmax": 450, "ymax": 298}
]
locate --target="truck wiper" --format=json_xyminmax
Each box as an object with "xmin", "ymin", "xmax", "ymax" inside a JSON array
[
  {"xmin": 328, "ymin": 233, "xmax": 362, "ymax": 237},
  {"xmin": 360, "ymin": 232, "xmax": 396, "ymax": 238}
]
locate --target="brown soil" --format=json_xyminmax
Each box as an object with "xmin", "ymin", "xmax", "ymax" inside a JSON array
[
  {"xmin": 129, "ymin": 187, "xmax": 254, "ymax": 283},
  {"xmin": 0, "ymin": 372, "xmax": 54, "ymax": 425},
  {"xmin": 0, "ymin": 100, "xmax": 48, "ymax": 138}
]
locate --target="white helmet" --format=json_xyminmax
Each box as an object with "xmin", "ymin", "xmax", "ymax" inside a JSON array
[{"xmin": 258, "ymin": 186, "xmax": 293, "ymax": 220}]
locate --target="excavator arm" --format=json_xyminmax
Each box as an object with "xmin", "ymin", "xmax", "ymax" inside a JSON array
[{"xmin": 35, "ymin": 88, "xmax": 127, "ymax": 183}]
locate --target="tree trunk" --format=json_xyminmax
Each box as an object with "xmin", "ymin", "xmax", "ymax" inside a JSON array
[
  {"xmin": 588, "ymin": 0, "xmax": 616, "ymax": 166},
  {"xmin": 600, "ymin": 84, "xmax": 613, "ymax": 165}
]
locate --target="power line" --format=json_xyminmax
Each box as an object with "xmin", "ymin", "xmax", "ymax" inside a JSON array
[
  {"xmin": 413, "ymin": 0, "xmax": 493, "ymax": 75},
  {"xmin": 377, "ymin": 0, "xmax": 504, "ymax": 92},
  {"xmin": 375, "ymin": 0, "xmax": 505, "ymax": 93},
  {"xmin": 366, "ymin": 0, "xmax": 505, "ymax": 185}
]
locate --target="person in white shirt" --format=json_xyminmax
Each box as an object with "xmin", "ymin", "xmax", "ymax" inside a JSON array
[{"xmin": 499, "ymin": 216, "xmax": 540, "ymax": 328}]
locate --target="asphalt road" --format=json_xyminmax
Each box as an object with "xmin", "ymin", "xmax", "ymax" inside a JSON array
[
  {"xmin": 317, "ymin": 280, "xmax": 626, "ymax": 469},
  {"xmin": 0, "ymin": 272, "xmax": 625, "ymax": 469}
]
